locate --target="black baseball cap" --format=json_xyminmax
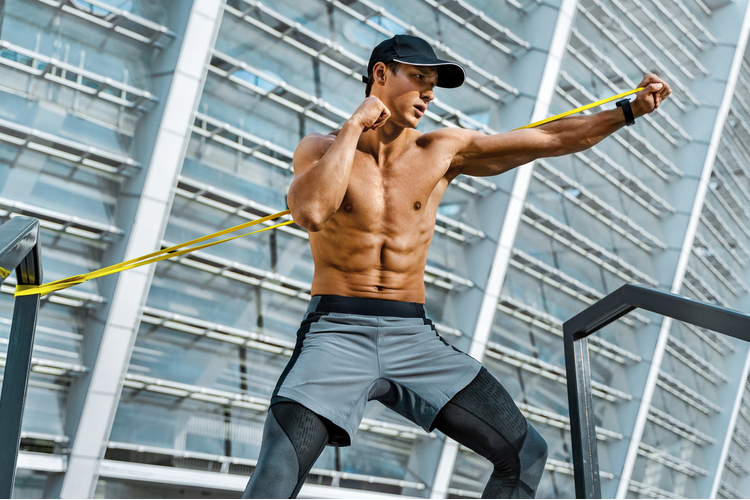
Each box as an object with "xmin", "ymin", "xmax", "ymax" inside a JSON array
[{"xmin": 362, "ymin": 34, "xmax": 465, "ymax": 89}]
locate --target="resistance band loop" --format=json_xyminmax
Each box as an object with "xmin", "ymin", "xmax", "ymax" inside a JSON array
[
  {"xmin": 15, "ymin": 210, "xmax": 292, "ymax": 297},
  {"xmin": 14, "ymin": 87, "xmax": 646, "ymax": 298},
  {"xmin": 513, "ymin": 87, "xmax": 644, "ymax": 130}
]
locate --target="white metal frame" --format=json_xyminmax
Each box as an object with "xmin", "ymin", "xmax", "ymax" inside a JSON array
[
  {"xmin": 0, "ymin": 117, "xmax": 139, "ymax": 177},
  {"xmin": 0, "ymin": 41, "xmax": 158, "ymax": 110},
  {"xmin": 32, "ymin": 0, "xmax": 174, "ymax": 47},
  {"xmin": 533, "ymin": 160, "xmax": 667, "ymax": 252},
  {"xmin": 522, "ymin": 203, "xmax": 660, "ymax": 286}
]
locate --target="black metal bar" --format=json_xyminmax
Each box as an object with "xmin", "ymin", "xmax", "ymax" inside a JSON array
[
  {"xmin": 630, "ymin": 286, "xmax": 750, "ymax": 343},
  {"xmin": 0, "ymin": 217, "xmax": 41, "ymax": 284},
  {"xmin": 564, "ymin": 334, "xmax": 601, "ymax": 499},
  {"xmin": 566, "ymin": 284, "xmax": 750, "ymax": 342},
  {"xmin": 563, "ymin": 283, "xmax": 750, "ymax": 498},
  {"xmin": 0, "ymin": 217, "xmax": 41, "ymax": 500},
  {"xmin": 564, "ymin": 285, "xmax": 637, "ymax": 340},
  {"xmin": 0, "ymin": 295, "xmax": 40, "ymax": 498}
]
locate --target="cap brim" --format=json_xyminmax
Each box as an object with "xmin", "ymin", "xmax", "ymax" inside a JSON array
[{"xmin": 392, "ymin": 57, "xmax": 465, "ymax": 89}]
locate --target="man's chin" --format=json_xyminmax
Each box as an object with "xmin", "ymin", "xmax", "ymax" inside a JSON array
[{"xmin": 386, "ymin": 113, "xmax": 419, "ymax": 129}]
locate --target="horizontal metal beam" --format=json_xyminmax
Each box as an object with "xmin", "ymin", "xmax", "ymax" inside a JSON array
[
  {"xmin": 16, "ymin": 452, "xmax": 66, "ymax": 473},
  {"xmin": 98, "ymin": 460, "xmax": 417, "ymax": 498},
  {"xmin": 565, "ymin": 284, "xmax": 750, "ymax": 342}
]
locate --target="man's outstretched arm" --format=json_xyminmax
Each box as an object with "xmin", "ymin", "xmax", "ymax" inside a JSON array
[
  {"xmin": 288, "ymin": 96, "xmax": 390, "ymax": 231},
  {"xmin": 448, "ymin": 73, "xmax": 671, "ymax": 177}
]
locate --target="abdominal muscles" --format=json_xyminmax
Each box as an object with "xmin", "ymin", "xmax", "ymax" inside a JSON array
[{"xmin": 308, "ymin": 211, "xmax": 435, "ymax": 302}]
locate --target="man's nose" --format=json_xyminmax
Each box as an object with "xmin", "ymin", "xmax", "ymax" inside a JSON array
[{"xmin": 422, "ymin": 89, "xmax": 434, "ymax": 102}]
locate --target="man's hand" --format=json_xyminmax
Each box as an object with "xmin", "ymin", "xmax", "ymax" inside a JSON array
[
  {"xmin": 289, "ymin": 97, "xmax": 390, "ymax": 231},
  {"xmin": 350, "ymin": 96, "xmax": 391, "ymax": 132},
  {"xmin": 631, "ymin": 73, "xmax": 672, "ymax": 118}
]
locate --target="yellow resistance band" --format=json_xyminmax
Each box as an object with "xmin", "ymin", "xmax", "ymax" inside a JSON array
[
  {"xmin": 15, "ymin": 210, "xmax": 293, "ymax": 297},
  {"xmin": 14, "ymin": 87, "xmax": 645, "ymax": 298},
  {"xmin": 513, "ymin": 87, "xmax": 644, "ymax": 130}
]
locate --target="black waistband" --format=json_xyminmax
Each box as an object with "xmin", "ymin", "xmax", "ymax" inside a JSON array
[{"xmin": 311, "ymin": 295, "xmax": 425, "ymax": 318}]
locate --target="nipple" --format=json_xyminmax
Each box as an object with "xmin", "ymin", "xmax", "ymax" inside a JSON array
[
  {"xmin": 414, "ymin": 201, "xmax": 422, "ymax": 211},
  {"xmin": 344, "ymin": 203, "xmax": 353, "ymax": 213}
]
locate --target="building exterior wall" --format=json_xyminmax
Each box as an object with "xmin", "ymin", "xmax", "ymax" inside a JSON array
[{"xmin": 2, "ymin": 0, "xmax": 750, "ymax": 498}]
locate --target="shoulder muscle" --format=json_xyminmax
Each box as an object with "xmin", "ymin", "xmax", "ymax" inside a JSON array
[
  {"xmin": 292, "ymin": 133, "xmax": 335, "ymax": 177},
  {"xmin": 416, "ymin": 128, "xmax": 480, "ymax": 178}
]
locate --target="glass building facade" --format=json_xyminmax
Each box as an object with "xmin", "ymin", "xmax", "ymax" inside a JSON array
[{"xmin": 2, "ymin": 0, "xmax": 750, "ymax": 497}]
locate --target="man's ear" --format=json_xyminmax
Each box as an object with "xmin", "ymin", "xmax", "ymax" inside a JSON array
[{"xmin": 373, "ymin": 62, "xmax": 387, "ymax": 85}]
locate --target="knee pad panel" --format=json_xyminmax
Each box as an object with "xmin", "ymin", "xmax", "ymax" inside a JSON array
[
  {"xmin": 271, "ymin": 402, "xmax": 329, "ymax": 482},
  {"xmin": 450, "ymin": 367, "xmax": 529, "ymax": 454}
]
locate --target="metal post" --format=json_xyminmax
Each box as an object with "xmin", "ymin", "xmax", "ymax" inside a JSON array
[
  {"xmin": 0, "ymin": 295, "xmax": 40, "ymax": 498},
  {"xmin": 564, "ymin": 333, "xmax": 601, "ymax": 499},
  {"xmin": 0, "ymin": 217, "xmax": 42, "ymax": 499}
]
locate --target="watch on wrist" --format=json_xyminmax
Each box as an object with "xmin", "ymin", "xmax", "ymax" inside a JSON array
[{"xmin": 616, "ymin": 98, "xmax": 635, "ymax": 126}]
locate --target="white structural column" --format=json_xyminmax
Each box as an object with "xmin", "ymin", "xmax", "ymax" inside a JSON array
[
  {"xmin": 57, "ymin": 1, "xmax": 225, "ymax": 497},
  {"xmin": 614, "ymin": 3, "xmax": 750, "ymax": 496},
  {"xmin": 465, "ymin": 0, "xmax": 578, "ymax": 363},
  {"xmin": 711, "ymin": 351, "xmax": 750, "ymax": 498},
  {"xmin": 429, "ymin": 1, "xmax": 579, "ymax": 496}
]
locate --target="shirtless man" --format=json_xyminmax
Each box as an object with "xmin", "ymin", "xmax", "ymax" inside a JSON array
[{"xmin": 243, "ymin": 34, "xmax": 671, "ymax": 499}]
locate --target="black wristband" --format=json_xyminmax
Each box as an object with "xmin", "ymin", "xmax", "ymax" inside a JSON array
[{"xmin": 616, "ymin": 98, "xmax": 635, "ymax": 126}]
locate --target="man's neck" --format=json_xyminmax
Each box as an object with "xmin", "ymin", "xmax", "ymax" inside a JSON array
[{"xmin": 360, "ymin": 121, "xmax": 413, "ymax": 163}]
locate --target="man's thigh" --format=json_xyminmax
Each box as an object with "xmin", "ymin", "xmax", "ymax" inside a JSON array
[
  {"xmin": 377, "ymin": 321, "xmax": 482, "ymax": 432},
  {"xmin": 432, "ymin": 367, "xmax": 528, "ymax": 461},
  {"xmin": 272, "ymin": 312, "xmax": 381, "ymax": 446}
]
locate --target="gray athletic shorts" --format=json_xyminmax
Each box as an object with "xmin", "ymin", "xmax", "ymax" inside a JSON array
[{"xmin": 270, "ymin": 295, "xmax": 482, "ymax": 446}]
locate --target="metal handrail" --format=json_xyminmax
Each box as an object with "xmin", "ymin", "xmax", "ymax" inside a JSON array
[
  {"xmin": 563, "ymin": 283, "xmax": 750, "ymax": 498},
  {"xmin": 0, "ymin": 217, "xmax": 42, "ymax": 499}
]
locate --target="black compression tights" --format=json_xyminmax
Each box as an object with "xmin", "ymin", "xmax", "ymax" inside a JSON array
[
  {"xmin": 432, "ymin": 368, "xmax": 548, "ymax": 498},
  {"xmin": 242, "ymin": 402, "xmax": 329, "ymax": 499},
  {"xmin": 243, "ymin": 368, "xmax": 548, "ymax": 499}
]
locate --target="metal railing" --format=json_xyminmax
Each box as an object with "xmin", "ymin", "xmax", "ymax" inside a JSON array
[
  {"xmin": 0, "ymin": 217, "xmax": 42, "ymax": 499},
  {"xmin": 564, "ymin": 283, "xmax": 750, "ymax": 498}
]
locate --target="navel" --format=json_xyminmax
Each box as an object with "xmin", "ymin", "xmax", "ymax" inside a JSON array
[
  {"xmin": 414, "ymin": 201, "xmax": 422, "ymax": 211},
  {"xmin": 344, "ymin": 203, "xmax": 353, "ymax": 213}
]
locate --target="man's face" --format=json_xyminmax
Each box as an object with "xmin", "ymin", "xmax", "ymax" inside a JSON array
[{"xmin": 374, "ymin": 63, "xmax": 437, "ymax": 128}]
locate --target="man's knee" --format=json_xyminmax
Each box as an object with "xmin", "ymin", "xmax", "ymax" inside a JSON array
[
  {"xmin": 517, "ymin": 423, "xmax": 548, "ymax": 490},
  {"xmin": 523, "ymin": 424, "xmax": 548, "ymax": 464},
  {"xmin": 243, "ymin": 409, "xmax": 301, "ymax": 499},
  {"xmin": 486, "ymin": 422, "xmax": 547, "ymax": 476}
]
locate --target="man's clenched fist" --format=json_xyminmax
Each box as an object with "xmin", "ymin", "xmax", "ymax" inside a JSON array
[
  {"xmin": 632, "ymin": 72, "xmax": 672, "ymax": 117},
  {"xmin": 350, "ymin": 96, "xmax": 392, "ymax": 132}
]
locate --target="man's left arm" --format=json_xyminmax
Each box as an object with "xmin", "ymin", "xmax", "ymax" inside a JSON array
[{"xmin": 449, "ymin": 73, "xmax": 671, "ymax": 177}]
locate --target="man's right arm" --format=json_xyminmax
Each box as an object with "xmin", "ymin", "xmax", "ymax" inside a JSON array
[{"xmin": 288, "ymin": 96, "xmax": 390, "ymax": 232}]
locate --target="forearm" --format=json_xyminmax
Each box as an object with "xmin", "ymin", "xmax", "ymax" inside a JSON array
[
  {"xmin": 540, "ymin": 107, "xmax": 628, "ymax": 157},
  {"xmin": 288, "ymin": 120, "xmax": 362, "ymax": 230},
  {"xmin": 455, "ymin": 78, "xmax": 668, "ymax": 176}
]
